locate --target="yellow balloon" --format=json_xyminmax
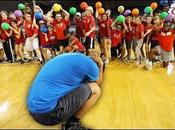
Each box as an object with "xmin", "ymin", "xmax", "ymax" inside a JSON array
[
  {"xmin": 118, "ymin": 6, "xmax": 124, "ymax": 13},
  {"xmin": 53, "ymin": 3, "xmax": 62, "ymax": 12}
]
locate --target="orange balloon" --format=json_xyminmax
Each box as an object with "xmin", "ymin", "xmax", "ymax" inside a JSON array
[
  {"xmin": 95, "ymin": 2, "xmax": 102, "ymax": 8},
  {"xmin": 80, "ymin": 2, "xmax": 88, "ymax": 10},
  {"xmin": 150, "ymin": 2, "xmax": 158, "ymax": 10},
  {"xmin": 98, "ymin": 7, "xmax": 105, "ymax": 15},
  {"xmin": 132, "ymin": 8, "xmax": 139, "ymax": 16}
]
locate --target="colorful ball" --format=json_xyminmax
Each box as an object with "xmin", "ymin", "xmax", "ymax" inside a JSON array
[
  {"xmin": 160, "ymin": 12, "xmax": 168, "ymax": 19},
  {"xmin": 53, "ymin": 3, "xmax": 62, "ymax": 12},
  {"xmin": 40, "ymin": 26, "xmax": 48, "ymax": 33},
  {"xmin": 165, "ymin": 13, "xmax": 174, "ymax": 22},
  {"xmin": 123, "ymin": 9, "xmax": 131, "ymax": 16},
  {"xmin": 118, "ymin": 6, "xmax": 125, "ymax": 13},
  {"xmin": 69, "ymin": 7, "xmax": 77, "ymax": 15},
  {"xmin": 34, "ymin": 11, "xmax": 43, "ymax": 20},
  {"xmin": 150, "ymin": 2, "xmax": 158, "ymax": 10},
  {"xmin": 116, "ymin": 15, "xmax": 125, "ymax": 23},
  {"xmin": 132, "ymin": 8, "xmax": 139, "ymax": 16},
  {"xmin": 80, "ymin": 2, "xmax": 88, "ymax": 10},
  {"xmin": 144, "ymin": 6, "xmax": 153, "ymax": 14},
  {"xmin": 95, "ymin": 2, "xmax": 102, "ymax": 8},
  {"xmin": 14, "ymin": 10, "xmax": 23, "ymax": 17},
  {"xmin": 98, "ymin": 7, "xmax": 105, "ymax": 15},
  {"xmin": 18, "ymin": 3, "xmax": 25, "ymax": 11},
  {"xmin": 1, "ymin": 23, "xmax": 10, "ymax": 30}
]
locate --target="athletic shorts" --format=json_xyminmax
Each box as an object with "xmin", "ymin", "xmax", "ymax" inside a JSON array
[
  {"xmin": 30, "ymin": 83, "xmax": 92, "ymax": 126},
  {"xmin": 25, "ymin": 37, "xmax": 39, "ymax": 51},
  {"xmin": 155, "ymin": 45, "xmax": 173, "ymax": 62},
  {"xmin": 41, "ymin": 44, "xmax": 52, "ymax": 48},
  {"xmin": 84, "ymin": 37, "xmax": 95, "ymax": 49},
  {"xmin": 151, "ymin": 39, "xmax": 159, "ymax": 48},
  {"xmin": 125, "ymin": 40, "xmax": 132, "ymax": 50},
  {"xmin": 0, "ymin": 41, "xmax": 3, "ymax": 49},
  {"xmin": 59, "ymin": 39, "xmax": 69, "ymax": 48}
]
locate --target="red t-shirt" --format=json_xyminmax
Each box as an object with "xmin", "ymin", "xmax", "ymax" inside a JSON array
[
  {"xmin": 144, "ymin": 24, "xmax": 153, "ymax": 32},
  {"xmin": 151, "ymin": 24, "xmax": 163, "ymax": 41},
  {"xmin": 13, "ymin": 28, "xmax": 24, "ymax": 44},
  {"xmin": 157, "ymin": 30, "xmax": 174, "ymax": 52},
  {"xmin": 134, "ymin": 23, "xmax": 144, "ymax": 39},
  {"xmin": 52, "ymin": 19, "xmax": 70, "ymax": 28},
  {"xmin": 74, "ymin": 18, "xmax": 83, "ymax": 37},
  {"xmin": 24, "ymin": 20, "xmax": 38, "ymax": 37},
  {"xmin": 108, "ymin": 18, "xmax": 113, "ymax": 27},
  {"xmin": 0, "ymin": 19, "xmax": 11, "ymax": 41},
  {"xmin": 125, "ymin": 21, "xmax": 134, "ymax": 42},
  {"xmin": 111, "ymin": 29, "xmax": 123, "ymax": 47},
  {"xmin": 98, "ymin": 20, "xmax": 111, "ymax": 38},
  {"xmin": 82, "ymin": 15, "xmax": 95, "ymax": 38},
  {"xmin": 54, "ymin": 19, "xmax": 69, "ymax": 40},
  {"xmin": 48, "ymin": 31, "xmax": 57, "ymax": 44},
  {"xmin": 71, "ymin": 36, "xmax": 85, "ymax": 51},
  {"xmin": 39, "ymin": 32, "xmax": 48, "ymax": 46}
]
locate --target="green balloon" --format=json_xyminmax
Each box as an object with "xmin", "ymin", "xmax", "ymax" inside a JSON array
[
  {"xmin": 116, "ymin": 15, "xmax": 125, "ymax": 23},
  {"xmin": 1, "ymin": 23, "xmax": 10, "ymax": 30},
  {"xmin": 144, "ymin": 6, "xmax": 153, "ymax": 14},
  {"xmin": 69, "ymin": 7, "xmax": 77, "ymax": 15},
  {"xmin": 18, "ymin": 3, "xmax": 25, "ymax": 11},
  {"xmin": 160, "ymin": 12, "xmax": 168, "ymax": 19}
]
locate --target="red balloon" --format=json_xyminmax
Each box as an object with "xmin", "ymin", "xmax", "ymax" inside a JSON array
[{"xmin": 80, "ymin": 2, "xmax": 88, "ymax": 10}]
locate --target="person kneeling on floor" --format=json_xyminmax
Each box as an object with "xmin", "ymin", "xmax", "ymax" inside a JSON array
[
  {"xmin": 27, "ymin": 51, "xmax": 103, "ymax": 130},
  {"xmin": 145, "ymin": 22, "xmax": 174, "ymax": 70}
]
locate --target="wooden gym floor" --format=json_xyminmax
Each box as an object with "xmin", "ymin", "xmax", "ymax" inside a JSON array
[{"xmin": 0, "ymin": 60, "xmax": 175, "ymax": 129}]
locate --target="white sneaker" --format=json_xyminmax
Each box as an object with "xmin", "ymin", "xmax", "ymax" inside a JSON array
[
  {"xmin": 167, "ymin": 63, "xmax": 174, "ymax": 75},
  {"xmin": 145, "ymin": 62, "xmax": 153, "ymax": 70},
  {"xmin": 105, "ymin": 58, "xmax": 109, "ymax": 64}
]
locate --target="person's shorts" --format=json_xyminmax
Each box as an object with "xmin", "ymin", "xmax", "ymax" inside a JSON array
[
  {"xmin": 41, "ymin": 44, "xmax": 52, "ymax": 48},
  {"xmin": 155, "ymin": 45, "xmax": 173, "ymax": 62},
  {"xmin": 132, "ymin": 39, "xmax": 143, "ymax": 49},
  {"xmin": 84, "ymin": 37, "xmax": 95, "ymax": 49},
  {"xmin": 151, "ymin": 39, "xmax": 159, "ymax": 48},
  {"xmin": 125, "ymin": 40, "xmax": 132, "ymax": 50},
  {"xmin": 59, "ymin": 39, "xmax": 69, "ymax": 48},
  {"xmin": 30, "ymin": 83, "xmax": 92, "ymax": 126},
  {"xmin": 25, "ymin": 37, "xmax": 39, "ymax": 51},
  {"xmin": 0, "ymin": 41, "xmax": 3, "ymax": 49}
]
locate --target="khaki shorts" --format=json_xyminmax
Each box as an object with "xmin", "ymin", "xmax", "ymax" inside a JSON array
[
  {"xmin": 155, "ymin": 45, "xmax": 173, "ymax": 62},
  {"xmin": 25, "ymin": 37, "xmax": 39, "ymax": 51}
]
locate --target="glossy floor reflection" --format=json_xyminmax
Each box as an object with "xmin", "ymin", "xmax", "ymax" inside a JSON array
[{"xmin": 0, "ymin": 62, "xmax": 175, "ymax": 129}]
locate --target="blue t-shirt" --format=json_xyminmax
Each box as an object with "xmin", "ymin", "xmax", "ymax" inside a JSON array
[{"xmin": 27, "ymin": 53, "xmax": 99, "ymax": 113}]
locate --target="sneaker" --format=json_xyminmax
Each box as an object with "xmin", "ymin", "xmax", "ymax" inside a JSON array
[
  {"xmin": 20, "ymin": 60, "xmax": 25, "ymax": 64},
  {"xmin": 62, "ymin": 121, "xmax": 88, "ymax": 130},
  {"xmin": 104, "ymin": 58, "xmax": 109, "ymax": 64},
  {"xmin": 167, "ymin": 63, "xmax": 174, "ymax": 75},
  {"xmin": 145, "ymin": 62, "xmax": 153, "ymax": 70}
]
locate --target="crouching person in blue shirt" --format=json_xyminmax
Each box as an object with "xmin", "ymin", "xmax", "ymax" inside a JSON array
[{"xmin": 27, "ymin": 51, "xmax": 103, "ymax": 130}]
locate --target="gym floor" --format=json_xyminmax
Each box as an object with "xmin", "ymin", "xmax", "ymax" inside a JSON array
[{"xmin": 0, "ymin": 60, "xmax": 175, "ymax": 129}]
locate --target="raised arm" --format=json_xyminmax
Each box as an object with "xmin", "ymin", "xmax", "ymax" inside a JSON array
[{"xmin": 61, "ymin": 8, "xmax": 70, "ymax": 21}]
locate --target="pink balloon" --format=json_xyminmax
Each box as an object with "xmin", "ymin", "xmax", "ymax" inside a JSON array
[{"xmin": 14, "ymin": 10, "xmax": 23, "ymax": 17}]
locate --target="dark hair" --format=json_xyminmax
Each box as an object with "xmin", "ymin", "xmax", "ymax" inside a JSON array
[
  {"xmin": 11, "ymin": 20, "xmax": 17, "ymax": 24},
  {"xmin": 102, "ymin": 13, "xmax": 108, "ymax": 20}
]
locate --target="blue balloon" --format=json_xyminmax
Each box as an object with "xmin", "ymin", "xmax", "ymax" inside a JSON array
[
  {"xmin": 40, "ymin": 26, "xmax": 48, "ymax": 33},
  {"xmin": 34, "ymin": 11, "xmax": 43, "ymax": 20}
]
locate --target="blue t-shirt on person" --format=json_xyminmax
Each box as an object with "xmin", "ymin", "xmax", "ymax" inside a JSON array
[{"xmin": 27, "ymin": 53, "xmax": 99, "ymax": 113}]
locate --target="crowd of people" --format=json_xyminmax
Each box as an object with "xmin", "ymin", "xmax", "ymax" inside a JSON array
[{"xmin": 0, "ymin": 1, "xmax": 175, "ymax": 71}]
